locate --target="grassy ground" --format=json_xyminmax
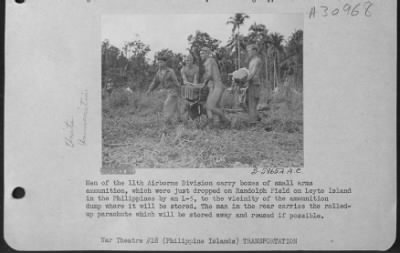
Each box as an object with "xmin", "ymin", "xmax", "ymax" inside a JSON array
[{"xmin": 101, "ymin": 87, "xmax": 303, "ymax": 173}]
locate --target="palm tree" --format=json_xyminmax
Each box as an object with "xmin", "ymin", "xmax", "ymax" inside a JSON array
[
  {"xmin": 226, "ymin": 13, "xmax": 249, "ymax": 69},
  {"xmin": 226, "ymin": 33, "xmax": 247, "ymax": 63},
  {"xmin": 267, "ymin": 32, "xmax": 284, "ymax": 90}
]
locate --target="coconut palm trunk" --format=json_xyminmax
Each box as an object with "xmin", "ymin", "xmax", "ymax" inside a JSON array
[
  {"xmin": 265, "ymin": 55, "xmax": 269, "ymax": 89},
  {"xmin": 275, "ymin": 52, "xmax": 281, "ymax": 85},
  {"xmin": 273, "ymin": 55, "xmax": 280, "ymax": 89},
  {"xmin": 226, "ymin": 13, "xmax": 248, "ymax": 70},
  {"xmin": 272, "ymin": 61, "xmax": 275, "ymax": 90},
  {"xmin": 261, "ymin": 49, "xmax": 268, "ymax": 89},
  {"xmin": 237, "ymin": 39, "xmax": 240, "ymax": 69},
  {"xmin": 237, "ymin": 27, "xmax": 241, "ymax": 69}
]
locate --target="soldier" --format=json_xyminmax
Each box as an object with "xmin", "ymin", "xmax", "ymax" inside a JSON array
[
  {"xmin": 146, "ymin": 55, "xmax": 181, "ymax": 125},
  {"xmin": 181, "ymin": 54, "xmax": 199, "ymax": 85},
  {"xmin": 180, "ymin": 54, "xmax": 200, "ymax": 120},
  {"xmin": 200, "ymin": 47, "xmax": 230, "ymax": 127},
  {"xmin": 246, "ymin": 44, "xmax": 263, "ymax": 124},
  {"xmin": 102, "ymin": 78, "xmax": 114, "ymax": 97}
]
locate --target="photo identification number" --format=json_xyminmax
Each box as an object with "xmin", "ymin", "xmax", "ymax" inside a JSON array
[
  {"xmin": 309, "ymin": 1, "xmax": 373, "ymax": 19},
  {"xmin": 251, "ymin": 166, "xmax": 302, "ymax": 175}
]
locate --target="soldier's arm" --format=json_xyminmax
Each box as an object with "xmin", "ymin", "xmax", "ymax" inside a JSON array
[
  {"xmin": 181, "ymin": 68, "xmax": 189, "ymax": 83},
  {"xmin": 193, "ymin": 65, "xmax": 199, "ymax": 84},
  {"xmin": 203, "ymin": 60, "xmax": 213, "ymax": 82},
  {"xmin": 247, "ymin": 59, "xmax": 257, "ymax": 81},
  {"xmin": 247, "ymin": 58, "xmax": 261, "ymax": 82},
  {"xmin": 169, "ymin": 70, "xmax": 181, "ymax": 87}
]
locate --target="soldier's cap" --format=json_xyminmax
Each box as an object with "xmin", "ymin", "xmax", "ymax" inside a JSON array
[
  {"xmin": 200, "ymin": 47, "xmax": 212, "ymax": 54},
  {"xmin": 157, "ymin": 55, "xmax": 168, "ymax": 61},
  {"xmin": 246, "ymin": 44, "xmax": 258, "ymax": 51}
]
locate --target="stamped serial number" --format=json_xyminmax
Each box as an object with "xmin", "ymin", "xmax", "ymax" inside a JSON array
[{"xmin": 250, "ymin": 166, "xmax": 302, "ymax": 175}]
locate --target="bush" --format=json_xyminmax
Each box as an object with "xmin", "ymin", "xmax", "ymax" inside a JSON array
[
  {"xmin": 109, "ymin": 89, "xmax": 129, "ymax": 108},
  {"xmin": 131, "ymin": 90, "xmax": 164, "ymax": 116}
]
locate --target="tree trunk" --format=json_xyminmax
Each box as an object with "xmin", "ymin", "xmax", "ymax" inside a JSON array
[
  {"xmin": 237, "ymin": 40, "xmax": 240, "ymax": 69},
  {"xmin": 276, "ymin": 53, "xmax": 280, "ymax": 86},
  {"xmin": 273, "ymin": 60, "xmax": 277, "ymax": 90},
  {"xmin": 273, "ymin": 55, "xmax": 280, "ymax": 89},
  {"xmin": 264, "ymin": 53, "xmax": 269, "ymax": 89},
  {"xmin": 237, "ymin": 33, "xmax": 240, "ymax": 69},
  {"xmin": 236, "ymin": 26, "xmax": 240, "ymax": 69},
  {"xmin": 263, "ymin": 53, "xmax": 271, "ymax": 99}
]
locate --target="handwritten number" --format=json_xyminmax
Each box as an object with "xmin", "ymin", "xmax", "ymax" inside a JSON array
[
  {"xmin": 320, "ymin": 5, "xmax": 329, "ymax": 17},
  {"xmin": 331, "ymin": 8, "xmax": 339, "ymax": 16},
  {"xmin": 309, "ymin": 3, "xmax": 373, "ymax": 20},
  {"xmin": 309, "ymin": 6, "xmax": 316, "ymax": 19},
  {"xmin": 343, "ymin": 3, "xmax": 352, "ymax": 15},
  {"xmin": 351, "ymin": 3, "xmax": 361, "ymax": 16},
  {"xmin": 365, "ymin": 1, "xmax": 373, "ymax": 17}
]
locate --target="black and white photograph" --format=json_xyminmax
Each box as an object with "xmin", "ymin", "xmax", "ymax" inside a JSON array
[
  {"xmin": 4, "ymin": 0, "xmax": 397, "ymax": 251},
  {"xmin": 101, "ymin": 13, "xmax": 304, "ymax": 172}
]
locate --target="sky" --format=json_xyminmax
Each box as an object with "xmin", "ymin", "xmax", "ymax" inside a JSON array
[{"xmin": 102, "ymin": 14, "xmax": 303, "ymax": 59}]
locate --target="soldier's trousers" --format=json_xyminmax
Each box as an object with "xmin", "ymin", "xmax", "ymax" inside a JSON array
[
  {"xmin": 163, "ymin": 92, "xmax": 180, "ymax": 124},
  {"xmin": 206, "ymin": 82, "xmax": 225, "ymax": 123},
  {"xmin": 248, "ymin": 83, "xmax": 261, "ymax": 123}
]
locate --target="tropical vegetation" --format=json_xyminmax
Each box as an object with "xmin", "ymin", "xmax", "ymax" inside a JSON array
[{"xmin": 102, "ymin": 13, "xmax": 303, "ymax": 92}]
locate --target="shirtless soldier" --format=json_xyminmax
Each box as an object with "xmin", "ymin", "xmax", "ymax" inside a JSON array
[
  {"xmin": 146, "ymin": 55, "xmax": 181, "ymax": 126},
  {"xmin": 181, "ymin": 54, "xmax": 199, "ymax": 85},
  {"xmin": 200, "ymin": 47, "xmax": 230, "ymax": 127},
  {"xmin": 180, "ymin": 54, "xmax": 200, "ymax": 120}
]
